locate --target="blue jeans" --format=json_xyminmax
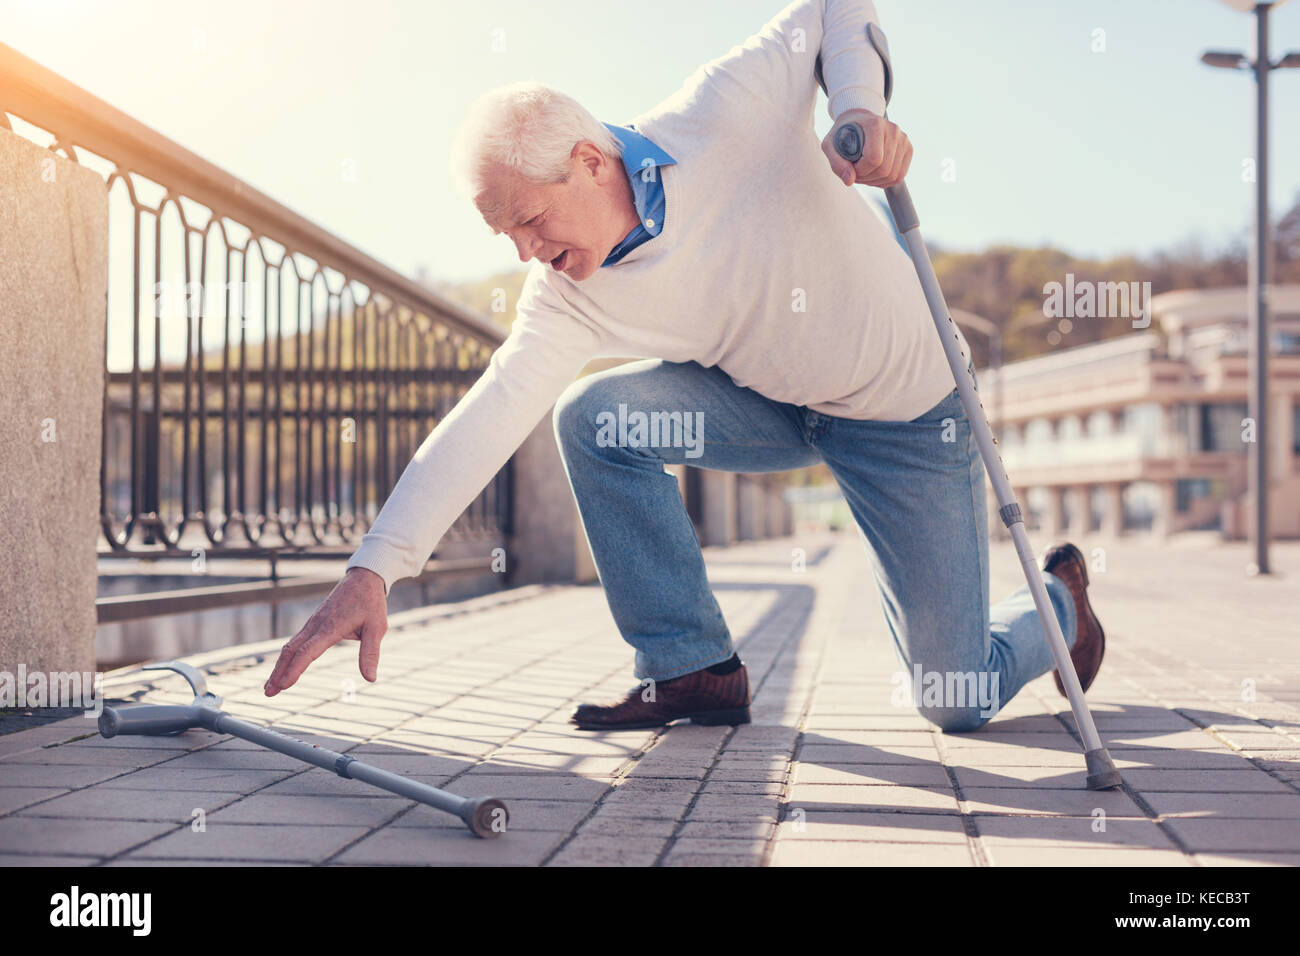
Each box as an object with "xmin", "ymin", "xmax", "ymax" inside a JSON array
[{"xmin": 552, "ymin": 359, "xmax": 1077, "ymax": 732}]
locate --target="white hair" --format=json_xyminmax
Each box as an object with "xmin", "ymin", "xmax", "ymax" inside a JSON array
[{"xmin": 448, "ymin": 81, "xmax": 624, "ymax": 218}]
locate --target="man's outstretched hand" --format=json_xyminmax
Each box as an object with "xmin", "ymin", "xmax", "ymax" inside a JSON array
[
  {"xmin": 821, "ymin": 108, "xmax": 912, "ymax": 189},
  {"xmin": 264, "ymin": 566, "xmax": 388, "ymax": 697}
]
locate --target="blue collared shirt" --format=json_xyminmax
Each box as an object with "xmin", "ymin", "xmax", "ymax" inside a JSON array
[{"xmin": 601, "ymin": 122, "xmax": 677, "ymax": 266}]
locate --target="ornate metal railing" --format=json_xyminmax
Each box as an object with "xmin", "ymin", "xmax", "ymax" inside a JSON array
[{"xmin": 1, "ymin": 41, "xmax": 510, "ymax": 557}]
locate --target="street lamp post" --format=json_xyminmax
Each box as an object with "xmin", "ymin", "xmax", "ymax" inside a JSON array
[{"xmin": 1202, "ymin": 0, "xmax": 1300, "ymax": 575}]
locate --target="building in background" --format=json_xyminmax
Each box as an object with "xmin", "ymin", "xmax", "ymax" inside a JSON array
[{"xmin": 982, "ymin": 285, "xmax": 1300, "ymax": 540}]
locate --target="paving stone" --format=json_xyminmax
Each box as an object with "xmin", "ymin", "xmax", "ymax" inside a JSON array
[
  {"xmin": 1215, "ymin": 731, "xmax": 1298, "ymax": 751},
  {"xmin": 0, "ymin": 763, "xmax": 132, "ymax": 788},
  {"xmin": 1194, "ymin": 852, "xmax": 1300, "ymax": 866},
  {"xmin": 724, "ymin": 726, "xmax": 800, "ymax": 750},
  {"xmin": 708, "ymin": 767, "xmax": 790, "ymax": 783},
  {"xmin": 0, "ymin": 787, "xmax": 67, "ymax": 815},
  {"xmin": 958, "ymin": 787, "xmax": 1145, "ymax": 817},
  {"xmin": 1106, "ymin": 749, "xmax": 1262, "ymax": 770},
  {"xmin": 678, "ymin": 819, "xmax": 775, "ymax": 841},
  {"xmin": 546, "ymin": 836, "xmax": 665, "ymax": 867},
  {"xmin": 972, "ymin": 816, "xmax": 1177, "ymax": 849},
  {"xmin": 258, "ymin": 770, "xmax": 426, "ymax": 798},
  {"xmin": 804, "ymin": 730, "xmax": 941, "ymax": 747},
  {"xmin": 938, "ymin": 732, "xmax": 1079, "ymax": 751},
  {"xmin": 984, "ymin": 846, "xmax": 1193, "ymax": 866},
  {"xmin": 1103, "ymin": 731, "xmax": 1232, "ymax": 751},
  {"xmin": 0, "ymin": 720, "xmax": 94, "ymax": 757},
  {"xmin": 150, "ymin": 748, "xmax": 307, "ymax": 771},
  {"xmin": 576, "ymin": 814, "xmax": 679, "ymax": 839},
  {"xmin": 795, "ymin": 745, "xmax": 942, "ymax": 765},
  {"xmin": 0, "ymin": 816, "xmax": 176, "ymax": 856},
  {"xmin": 125, "ymin": 823, "xmax": 371, "ymax": 862},
  {"xmin": 1162, "ymin": 817, "xmax": 1300, "ymax": 852},
  {"xmin": 593, "ymin": 794, "xmax": 690, "ymax": 820},
  {"xmin": 938, "ymin": 747, "xmax": 1094, "ymax": 768},
  {"xmin": 662, "ymin": 850, "xmax": 761, "ymax": 866},
  {"xmin": 787, "ymin": 784, "xmax": 960, "ymax": 813},
  {"xmin": 16, "ymin": 787, "xmax": 243, "ymax": 822},
  {"xmin": 96, "ymin": 767, "xmax": 296, "ymax": 792},
  {"xmin": 792, "ymin": 762, "xmax": 951, "ymax": 788},
  {"xmin": 775, "ymin": 811, "xmax": 968, "ymax": 843},
  {"xmin": 0, "ymin": 745, "xmax": 180, "ymax": 767},
  {"xmin": 0, "ymin": 853, "xmax": 102, "ymax": 865},
  {"xmin": 687, "ymin": 794, "xmax": 781, "ymax": 822},
  {"xmin": 394, "ymin": 798, "xmax": 593, "ymax": 833},
  {"xmin": 208, "ymin": 793, "xmax": 410, "ymax": 826},
  {"xmin": 447, "ymin": 773, "xmax": 609, "ymax": 802},
  {"xmin": 1143, "ymin": 791, "xmax": 1300, "ymax": 818},
  {"xmin": 949, "ymin": 766, "xmax": 1087, "ymax": 789},
  {"xmin": 699, "ymin": 780, "xmax": 786, "ymax": 796},
  {"xmin": 103, "ymin": 858, "xmax": 303, "ymax": 867},
  {"xmin": 771, "ymin": 841, "xmax": 974, "ymax": 866},
  {"xmin": 661, "ymin": 838, "xmax": 766, "ymax": 864},
  {"xmin": 480, "ymin": 753, "xmax": 629, "ymax": 776},
  {"xmin": 1118, "ymin": 769, "xmax": 1294, "ymax": 793}
]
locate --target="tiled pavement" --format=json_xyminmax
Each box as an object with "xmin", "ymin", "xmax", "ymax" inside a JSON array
[{"xmin": 2, "ymin": 532, "xmax": 1298, "ymax": 866}]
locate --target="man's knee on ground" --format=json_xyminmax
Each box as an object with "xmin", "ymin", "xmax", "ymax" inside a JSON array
[{"xmin": 918, "ymin": 704, "xmax": 993, "ymax": 734}]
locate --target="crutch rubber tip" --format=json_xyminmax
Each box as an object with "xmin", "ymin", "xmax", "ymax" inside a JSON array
[
  {"xmin": 1084, "ymin": 748, "xmax": 1123, "ymax": 790},
  {"xmin": 461, "ymin": 797, "xmax": 509, "ymax": 838}
]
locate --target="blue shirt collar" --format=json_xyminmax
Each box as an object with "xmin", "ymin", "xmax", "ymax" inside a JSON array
[
  {"xmin": 601, "ymin": 122, "xmax": 676, "ymax": 266},
  {"xmin": 603, "ymin": 121, "xmax": 676, "ymax": 181}
]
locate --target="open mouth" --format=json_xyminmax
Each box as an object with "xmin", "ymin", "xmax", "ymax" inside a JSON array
[{"xmin": 550, "ymin": 249, "xmax": 569, "ymax": 271}]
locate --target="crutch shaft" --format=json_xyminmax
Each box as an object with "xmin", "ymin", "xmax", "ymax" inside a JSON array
[{"xmin": 833, "ymin": 128, "xmax": 1121, "ymax": 789}]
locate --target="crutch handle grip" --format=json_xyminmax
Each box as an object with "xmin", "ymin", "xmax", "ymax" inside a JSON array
[
  {"xmin": 831, "ymin": 121, "xmax": 920, "ymax": 232},
  {"xmin": 98, "ymin": 703, "xmax": 211, "ymax": 738}
]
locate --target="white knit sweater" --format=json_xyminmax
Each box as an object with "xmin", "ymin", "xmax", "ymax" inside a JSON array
[{"xmin": 348, "ymin": 0, "xmax": 972, "ymax": 592}]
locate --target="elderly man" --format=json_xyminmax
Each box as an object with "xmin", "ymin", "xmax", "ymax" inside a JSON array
[{"xmin": 265, "ymin": 0, "xmax": 1105, "ymax": 733}]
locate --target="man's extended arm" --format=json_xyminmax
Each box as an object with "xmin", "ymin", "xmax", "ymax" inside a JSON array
[{"xmin": 344, "ymin": 275, "xmax": 605, "ymax": 593}]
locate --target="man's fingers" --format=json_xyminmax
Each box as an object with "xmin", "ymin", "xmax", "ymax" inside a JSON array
[
  {"xmin": 358, "ymin": 616, "xmax": 387, "ymax": 683},
  {"xmin": 876, "ymin": 135, "xmax": 911, "ymax": 187},
  {"xmin": 265, "ymin": 626, "xmax": 316, "ymax": 695},
  {"xmin": 270, "ymin": 628, "xmax": 344, "ymax": 696},
  {"xmin": 894, "ymin": 139, "xmax": 914, "ymax": 183},
  {"xmin": 822, "ymin": 137, "xmax": 856, "ymax": 186},
  {"xmin": 855, "ymin": 125, "xmax": 888, "ymax": 181},
  {"xmin": 861, "ymin": 132, "xmax": 900, "ymax": 187}
]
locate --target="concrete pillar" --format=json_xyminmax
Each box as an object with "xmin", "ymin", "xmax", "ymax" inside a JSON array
[
  {"xmin": 765, "ymin": 482, "xmax": 787, "ymax": 538},
  {"xmin": 1046, "ymin": 487, "xmax": 1067, "ymax": 537},
  {"xmin": 1101, "ymin": 483, "xmax": 1125, "ymax": 538},
  {"xmin": 700, "ymin": 470, "xmax": 737, "ymax": 547},
  {"xmin": 1270, "ymin": 394, "xmax": 1293, "ymax": 482},
  {"xmin": 737, "ymin": 477, "xmax": 760, "ymax": 541},
  {"xmin": 1151, "ymin": 480, "xmax": 1178, "ymax": 538},
  {"xmin": 1068, "ymin": 484, "xmax": 1091, "ymax": 537},
  {"xmin": 511, "ymin": 409, "xmax": 588, "ymax": 585},
  {"xmin": 0, "ymin": 131, "xmax": 108, "ymax": 675}
]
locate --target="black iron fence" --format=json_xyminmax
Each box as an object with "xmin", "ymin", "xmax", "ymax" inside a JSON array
[{"xmin": 1, "ymin": 41, "xmax": 510, "ymax": 560}]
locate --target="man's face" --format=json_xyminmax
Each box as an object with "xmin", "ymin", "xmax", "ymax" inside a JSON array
[{"xmin": 477, "ymin": 142, "xmax": 631, "ymax": 282}]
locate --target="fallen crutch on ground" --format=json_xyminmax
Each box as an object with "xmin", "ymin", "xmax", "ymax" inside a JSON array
[{"xmin": 98, "ymin": 660, "xmax": 509, "ymax": 838}]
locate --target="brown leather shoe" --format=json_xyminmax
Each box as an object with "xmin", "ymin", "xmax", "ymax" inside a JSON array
[
  {"xmin": 570, "ymin": 662, "xmax": 751, "ymax": 731},
  {"xmin": 1043, "ymin": 542, "xmax": 1105, "ymax": 696}
]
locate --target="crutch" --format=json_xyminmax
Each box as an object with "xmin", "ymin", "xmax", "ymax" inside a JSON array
[
  {"xmin": 828, "ymin": 24, "xmax": 1122, "ymax": 790},
  {"xmin": 99, "ymin": 661, "xmax": 510, "ymax": 836}
]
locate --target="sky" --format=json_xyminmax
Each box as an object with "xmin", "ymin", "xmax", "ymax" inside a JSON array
[{"xmin": 4, "ymin": 0, "xmax": 1300, "ymax": 286}]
